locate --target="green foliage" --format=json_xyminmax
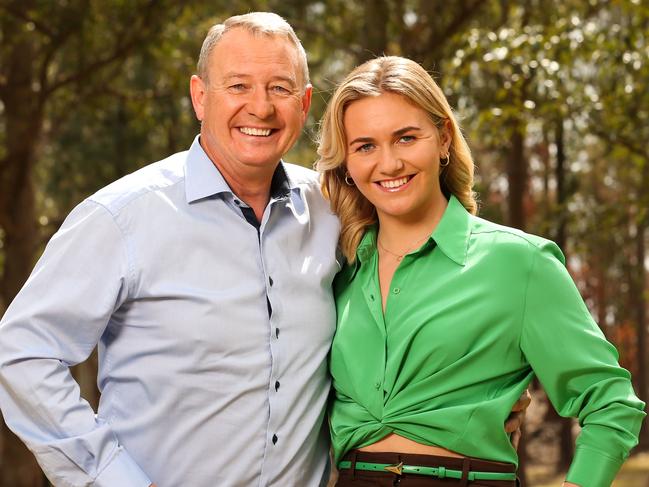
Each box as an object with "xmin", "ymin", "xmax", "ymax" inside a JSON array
[
  {"xmin": 0, "ymin": 0, "xmax": 646, "ymax": 319},
  {"xmin": 0, "ymin": 0, "xmax": 646, "ymax": 338}
]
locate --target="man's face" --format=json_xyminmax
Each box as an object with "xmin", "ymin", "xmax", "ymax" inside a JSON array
[{"xmin": 190, "ymin": 28, "xmax": 312, "ymax": 179}]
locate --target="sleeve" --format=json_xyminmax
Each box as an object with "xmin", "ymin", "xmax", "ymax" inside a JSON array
[
  {"xmin": 520, "ymin": 240, "xmax": 646, "ymax": 487},
  {"xmin": 0, "ymin": 200, "xmax": 152, "ymax": 487}
]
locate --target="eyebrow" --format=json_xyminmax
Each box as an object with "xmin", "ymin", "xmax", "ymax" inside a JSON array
[{"xmin": 348, "ymin": 126, "xmax": 422, "ymax": 146}]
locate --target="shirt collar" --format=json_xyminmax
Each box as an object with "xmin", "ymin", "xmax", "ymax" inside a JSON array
[
  {"xmin": 354, "ymin": 194, "xmax": 471, "ymax": 266},
  {"xmin": 356, "ymin": 225, "xmax": 378, "ymax": 264},
  {"xmin": 184, "ymin": 135, "xmax": 298, "ymax": 204},
  {"xmin": 432, "ymin": 194, "xmax": 471, "ymax": 266}
]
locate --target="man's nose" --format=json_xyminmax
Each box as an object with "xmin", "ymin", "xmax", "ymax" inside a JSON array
[{"xmin": 247, "ymin": 88, "xmax": 275, "ymax": 119}]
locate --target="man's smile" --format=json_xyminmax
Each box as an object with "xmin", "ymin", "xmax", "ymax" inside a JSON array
[{"xmin": 238, "ymin": 127, "xmax": 274, "ymax": 137}]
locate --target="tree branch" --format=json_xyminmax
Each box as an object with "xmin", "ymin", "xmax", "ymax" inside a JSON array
[
  {"xmin": 0, "ymin": 3, "xmax": 55, "ymax": 38},
  {"xmin": 37, "ymin": 10, "xmax": 88, "ymax": 106},
  {"xmin": 590, "ymin": 125, "xmax": 648, "ymax": 160},
  {"xmin": 406, "ymin": 0, "xmax": 490, "ymax": 61},
  {"xmin": 42, "ymin": 0, "xmax": 171, "ymax": 97},
  {"xmin": 289, "ymin": 19, "xmax": 364, "ymax": 57}
]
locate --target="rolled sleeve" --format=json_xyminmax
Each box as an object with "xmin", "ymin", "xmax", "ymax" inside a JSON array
[{"xmin": 0, "ymin": 200, "xmax": 148, "ymax": 486}]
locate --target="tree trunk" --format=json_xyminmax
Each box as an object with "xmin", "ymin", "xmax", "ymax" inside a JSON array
[
  {"xmin": 505, "ymin": 119, "xmax": 528, "ymax": 484},
  {"xmin": 516, "ymin": 426, "xmax": 528, "ymax": 486},
  {"xmin": 553, "ymin": 119, "xmax": 574, "ymax": 471},
  {"xmin": 0, "ymin": 3, "xmax": 48, "ymax": 484},
  {"xmin": 0, "ymin": 0, "xmax": 42, "ymax": 306},
  {"xmin": 634, "ymin": 219, "xmax": 648, "ymax": 447},
  {"xmin": 506, "ymin": 121, "xmax": 527, "ymax": 231},
  {"xmin": 357, "ymin": 0, "xmax": 390, "ymax": 63}
]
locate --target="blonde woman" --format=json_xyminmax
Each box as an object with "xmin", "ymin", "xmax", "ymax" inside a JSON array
[{"xmin": 317, "ymin": 56, "xmax": 644, "ymax": 487}]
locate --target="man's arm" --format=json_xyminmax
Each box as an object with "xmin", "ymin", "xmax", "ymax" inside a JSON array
[
  {"xmin": 506, "ymin": 393, "xmax": 581, "ymax": 486},
  {"xmin": 0, "ymin": 200, "xmax": 151, "ymax": 487}
]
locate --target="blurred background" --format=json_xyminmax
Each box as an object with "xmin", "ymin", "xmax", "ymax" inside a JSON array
[{"xmin": 0, "ymin": 0, "xmax": 647, "ymax": 485}]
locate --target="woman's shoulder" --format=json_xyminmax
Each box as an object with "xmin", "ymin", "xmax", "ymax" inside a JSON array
[{"xmin": 468, "ymin": 214, "xmax": 565, "ymax": 265}]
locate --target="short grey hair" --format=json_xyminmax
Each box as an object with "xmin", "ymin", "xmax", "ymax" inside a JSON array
[{"xmin": 197, "ymin": 12, "xmax": 309, "ymax": 88}]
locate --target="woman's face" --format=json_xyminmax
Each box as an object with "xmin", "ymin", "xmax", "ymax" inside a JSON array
[{"xmin": 343, "ymin": 92, "xmax": 450, "ymax": 224}]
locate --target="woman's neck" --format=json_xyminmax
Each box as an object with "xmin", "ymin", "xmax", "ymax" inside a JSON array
[{"xmin": 377, "ymin": 196, "xmax": 448, "ymax": 253}]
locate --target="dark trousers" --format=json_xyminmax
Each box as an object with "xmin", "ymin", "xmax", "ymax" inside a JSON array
[{"xmin": 335, "ymin": 450, "xmax": 518, "ymax": 487}]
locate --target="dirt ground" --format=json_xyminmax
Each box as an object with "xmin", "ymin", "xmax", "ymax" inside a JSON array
[{"xmin": 530, "ymin": 451, "xmax": 649, "ymax": 487}]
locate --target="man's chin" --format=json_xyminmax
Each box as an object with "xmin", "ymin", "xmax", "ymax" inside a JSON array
[{"xmin": 239, "ymin": 155, "xmax": 284, "ymax": 169}]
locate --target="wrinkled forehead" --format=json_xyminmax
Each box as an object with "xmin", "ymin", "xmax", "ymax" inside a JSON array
[{"xmin": 211, "ymin": 28, "xmax": 306, "ymax": 85}]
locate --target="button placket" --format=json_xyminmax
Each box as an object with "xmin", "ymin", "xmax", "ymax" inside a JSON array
[{"xmin": 260, "ymin": 231, "xmax": 281, "ymax": 456}]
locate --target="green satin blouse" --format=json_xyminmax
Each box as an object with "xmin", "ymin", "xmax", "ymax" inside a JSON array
[{"xmin": 329, "ymin": 195, "xmax": 645, "ymax": 487}]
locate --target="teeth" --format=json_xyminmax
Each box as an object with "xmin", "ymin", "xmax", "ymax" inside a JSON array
[
  {"xmin": 380, "ymin": 177, "xmax": 409, "ymax": 189},
  {"xmin": 239, "ymin": 127, "xmax": 272, "ymax": 136}
]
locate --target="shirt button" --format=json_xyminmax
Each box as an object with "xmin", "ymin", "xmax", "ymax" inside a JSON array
[
  {"xmin": 234, "ymin": 199, "xmax": 241, "ymax": 206},
  {"xmin": 275, "ymin": 328, "xmax": 280, "ymax": 339},
  {"xmin": 272, "ymin": 434, "xmax": 278, "ymax": 444},
  {"xmin": 370, "ymin": 294, "xmax": 375, "ymax": 301},
  {"xmin": 275, "ymin": 380, "xmax": 280, "ymax": 391},
  {"xmin": 374, "ymin": 382, "xmax": 381, "ymax": 389},
  {"xmin": 393, "ymin": 287, "xmax": 401, "ymax": 294}
]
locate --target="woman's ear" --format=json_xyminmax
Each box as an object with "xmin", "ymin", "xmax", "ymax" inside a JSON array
[{"xmin": 441, "ymin": 118, "xmax": 453, "ymax": 153}]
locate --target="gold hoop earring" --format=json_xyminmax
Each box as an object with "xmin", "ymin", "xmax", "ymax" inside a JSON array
[
  {"xmin": 440, "ymin": 155, "xmax": 450, "ymax": 167},
  {"xmin": 344, "ymin": 172, "xmax": 355, "ymax": 186}
]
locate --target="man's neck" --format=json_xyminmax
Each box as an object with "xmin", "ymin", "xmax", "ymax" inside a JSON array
[
  {"xmin": 199, "ymin": 137, "xmax": 278, "ymax": 222},
  {"xmin": 224, "ymin": 173, "xmax": 273, "ymax": 224}
]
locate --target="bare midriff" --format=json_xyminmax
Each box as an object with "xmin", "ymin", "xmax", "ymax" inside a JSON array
[{"xmin": 359, "ymin": 433, "xmax": 464, "ymax": 457}]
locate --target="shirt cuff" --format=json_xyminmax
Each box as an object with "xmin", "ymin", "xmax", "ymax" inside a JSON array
[
  {"xmin": 566, "ymin": 447, "xmax": 623, "ymax": 487},
  {"xmin": 93, "ymin": 446, "xmax": 152, "ymax": 487}
]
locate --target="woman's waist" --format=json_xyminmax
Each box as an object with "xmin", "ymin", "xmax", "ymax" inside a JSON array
[
  {"xmin": 329, "ymin": 410, "xmax": 520, "ymax": 466},
  {"xmin": 359, "ymin": 433, "xmax": 464, "ymax": 457}
]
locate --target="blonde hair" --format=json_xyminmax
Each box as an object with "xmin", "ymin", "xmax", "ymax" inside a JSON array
[
  {"xmin": 316, "ymin": 56, "xmax": 477, "ymax": 263},
  {"xmin": 197, "ymin": 12, "xmax": 309, "ymax": 88}
]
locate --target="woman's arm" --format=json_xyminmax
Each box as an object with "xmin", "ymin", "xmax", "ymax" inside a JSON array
[{"xmin": 520, "ymin": 240, "xmax": 645, "ymax": 487}]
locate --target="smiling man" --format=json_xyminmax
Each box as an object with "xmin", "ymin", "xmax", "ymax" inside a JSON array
[
  {"xmin": 190, "ymin": 23, "xmax": 313, "ymax": 222},
  {"xmin": 0, "ymin": 12, "xmax": 340, "ymax": 487}
]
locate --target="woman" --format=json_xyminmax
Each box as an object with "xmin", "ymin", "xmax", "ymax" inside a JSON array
[{"xmin": 317, "ymin": 56, "xmax": 644, "ymax": 487}]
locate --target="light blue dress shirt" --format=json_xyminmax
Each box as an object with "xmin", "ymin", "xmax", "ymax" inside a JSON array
[{"xmin": 0, "ymin": 137, "xmax": 341, "ymax": 487}]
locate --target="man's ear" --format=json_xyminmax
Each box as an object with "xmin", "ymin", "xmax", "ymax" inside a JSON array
[
  {"xmin": 190, "ymin": 75, "xmax": 206, "ymax": 121},
  {"xmin": 300, "ymin": 84, "xmax": 313, "ymax": 123}
]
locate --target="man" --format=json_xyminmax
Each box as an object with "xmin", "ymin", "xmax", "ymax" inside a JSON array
[{"xmin": 0, "ymin": 12, "xmax": 339, "ymax": 486}]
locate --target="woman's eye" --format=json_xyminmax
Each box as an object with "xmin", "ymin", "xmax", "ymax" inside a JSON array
[
  {"xmin": 399, "ymin": 135, "xmax": 415, "ymax": 143},
  {"xmin": 357, "ymin": 143, "xmax": 374, "ymax": 153}
]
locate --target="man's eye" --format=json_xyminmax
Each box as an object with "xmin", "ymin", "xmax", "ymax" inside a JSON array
[
  {"xmin": 228, "ymin": 84, "xmax": 247, "ymax": 91},
  {"xmin": 271, "ymin": 85, "xmax": 291, "ymax": 94}
]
